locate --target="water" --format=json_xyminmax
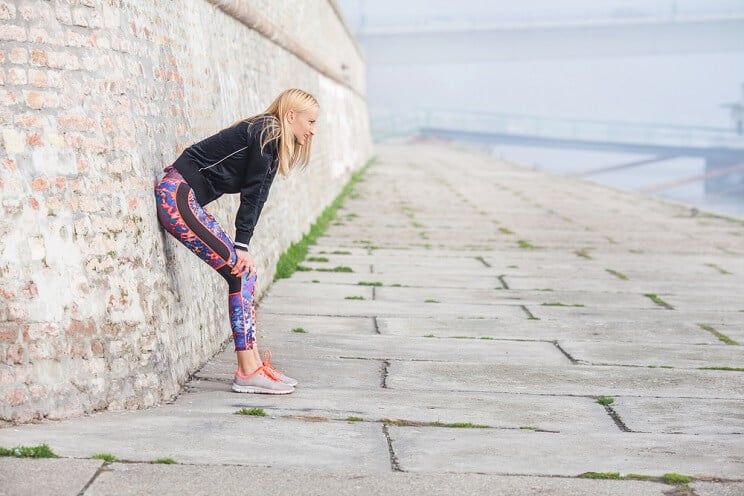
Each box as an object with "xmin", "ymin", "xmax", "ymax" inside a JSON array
[{"xmin": 489, "ymin": 145, "xmax": 744, "ymax": 219}]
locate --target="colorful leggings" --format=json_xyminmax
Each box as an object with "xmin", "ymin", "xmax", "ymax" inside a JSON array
[{"xmin": 154, "ymin": 166, "xmax": 257, "ymax": 351}]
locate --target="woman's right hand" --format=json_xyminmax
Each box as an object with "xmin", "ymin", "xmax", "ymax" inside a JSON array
[{"xmin": 232, "ymin": 250, "xmax": 255, "ymax": 278}]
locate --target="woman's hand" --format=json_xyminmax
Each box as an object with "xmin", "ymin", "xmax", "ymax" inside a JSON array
[{"xmin": 232, "ymin": 250, "xmax": 255, "ymax": 278}]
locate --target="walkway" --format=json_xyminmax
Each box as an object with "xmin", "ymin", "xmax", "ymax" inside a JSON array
[{"xmin": 2, "ymin": 141, "xmax": 743, "ymax": 495}]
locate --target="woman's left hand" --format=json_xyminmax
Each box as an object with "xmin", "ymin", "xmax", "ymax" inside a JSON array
[{"xmin": 232, "ymin": 250, "xmax": 255, "ymax": 278}]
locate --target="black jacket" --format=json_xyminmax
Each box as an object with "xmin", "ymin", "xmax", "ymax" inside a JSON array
[{"xmin": 173, "ymin": 115, "xmax": 279, "ymax": 249}]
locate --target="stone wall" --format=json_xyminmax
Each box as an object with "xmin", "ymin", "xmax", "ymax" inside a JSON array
[{"xmin": 0, "ymin": 0, "xmax": 371, "ymax": 423}]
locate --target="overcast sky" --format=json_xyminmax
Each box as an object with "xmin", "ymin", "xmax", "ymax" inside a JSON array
[{"xmin": 338, "ymin": 0, "xmax": 744, "ymax": 127}]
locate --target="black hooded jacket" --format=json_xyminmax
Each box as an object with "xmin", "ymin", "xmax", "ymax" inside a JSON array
[{"xmin": 173, "ymin": 114, "xmax": 279, "ymax": 249}]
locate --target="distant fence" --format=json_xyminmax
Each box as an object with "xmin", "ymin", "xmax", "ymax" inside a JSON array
[{"xmin": 372, "ymin": 109, "xmax": 744, "ymax": 151}]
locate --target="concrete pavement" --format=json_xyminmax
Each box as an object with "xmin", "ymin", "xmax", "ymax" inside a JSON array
[{"xmin": 1, "ymin": 140, "xmax": 743, "ymax": 495}]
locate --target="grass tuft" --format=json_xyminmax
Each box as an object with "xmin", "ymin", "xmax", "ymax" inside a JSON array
[
  {"xmin": 580, "ymin": 472, "xmax": 621, "ymax": 479},
  {"xmin": 236, "ymin": 408, "xmax": 267, "ymax": 416},
  {"xmin": 345, "ymin": 416, "xmax": 364, "ymax": 422},
  {"xmin": 91, "ymin": 453, "xmax": 117, "ymax": 462},
  {"xmin": 291, "ymin": 327, "xmax": 307, "ymax": 334},
  {"xmin": 306, "ymin": 256, "xmax": 329, "ymax": 262},
  {"xmin": 663, "ymin": 473, "xmax": 693, "ymax": 484},
  {"xmin": 697, "ymin": 323, "xmax": 739, "ymax": 346},
  {"xmin": 344, "ymin": 296, "xmax": 365, "ymax": 300},
  {"xmin": 499, "ymin": 227, "xmax": 514, "ymax": 235},
  {"xmin": 643, "ymin": 293, "xmax": 674, "ymax": 309},
  {"xmin": 596, "ymin": 396, "xmax": 615, "ymax": 406},
  {"xmin": 152, "ymin": 458, "xmax": 177, "ymax": 464},
  {"xmin": 316, "ymin": 266, "xmax": 353, "ymax": 273},
  {"xmin": 517, "ymin": 239, "xmax": 538, "ymax": 250},
  {"xmin": 704, "ymin": 263, "xmax": 732, "ymax": 275},
  {"xmin": 0, "ymin": 444, "xmax": 59, "ymax": 458},
  {"xmin": 698, "ymin": 366, "xmax": 744, "ymax": 372},
  {"xmin": 574, "ymin": 249, "xmax": 593, "ymax": 260},
  {"xmin": 541, "ymin": 302, "xmax": 585, "ymax": 307},
  {"xmin": 605, "ymin": 269, "xmax": 629, "ymax": 280},
  {"xmin": 424, "ymin": 299, "xmax": 440, "ymax": 303},
  {"xmin": 357, "ymin": 281, "xmax": 383, "ymax": 286}
]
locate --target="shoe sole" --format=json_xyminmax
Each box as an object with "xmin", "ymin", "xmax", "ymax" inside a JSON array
[{"xmin": 231, "ymin": 383, "xmax": 294, "ymax": 395}]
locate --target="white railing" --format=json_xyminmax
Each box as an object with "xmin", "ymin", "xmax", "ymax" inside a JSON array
[{"xmin": 371, "ymin": 109, "xmax": 744, "ymax": 150}]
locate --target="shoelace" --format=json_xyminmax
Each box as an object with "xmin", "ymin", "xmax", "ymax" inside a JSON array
[
  {"xmin": 236, "ymin": 364, "xmax": 281, "ymax": 382},
  {"xmin": 262, "ymin": 350, "xmax": 285, "ymax": 379}
]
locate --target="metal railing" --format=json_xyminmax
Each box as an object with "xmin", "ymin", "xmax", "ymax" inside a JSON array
[{"xmin": 371, "ymin": 109, "xmax": 744, "ymax": 150}]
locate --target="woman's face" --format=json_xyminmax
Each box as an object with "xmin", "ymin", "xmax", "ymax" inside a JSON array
[{"xmin": 288, "ymin": 106, "xmax": 318, "ymax": 146}]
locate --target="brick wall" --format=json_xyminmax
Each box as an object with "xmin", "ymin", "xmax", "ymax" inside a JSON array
[{"xmin": 0, "ymin": 0, "xmax": 371, "ymax": 423}]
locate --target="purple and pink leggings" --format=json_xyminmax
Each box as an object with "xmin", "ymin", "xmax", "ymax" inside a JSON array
[{"xmin": 154, "ymin": 166, "xmax": 256, "ymax": 351}]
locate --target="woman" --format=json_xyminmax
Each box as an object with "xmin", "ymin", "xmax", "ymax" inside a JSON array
[{"xmin": 154, "ymin": 89, "xmax": 319, "ymax": 395}]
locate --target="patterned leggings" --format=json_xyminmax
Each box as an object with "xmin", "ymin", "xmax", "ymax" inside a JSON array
[{"xmin": 154, "ymin": 166, "xmax": 257, "ymax": 351}]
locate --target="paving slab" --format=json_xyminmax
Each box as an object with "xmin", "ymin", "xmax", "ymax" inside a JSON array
[
  {"xmin": 387, "ymin": 361, "xmax": 744, "ymax": 399},
  {"xmin": 259, "ymin": 295, "xmax": 529, "ymax": 319},
  {"xmin": 257, "ymin": 313, "xmax": 377, "ymax": 336},
  {"xmin": 286, "ymin": 269, "xmax": 503, "ymax": 289},
  {"xmin": 692, "ymin": 481, "xmax": 744, "ymax": 496},
  {"xmin": 376, "ymin": 317, "xmax": 724, "ymax": 344},
  {"xmin": 611, "ymin": 397, "xmax": 744, "ymax": 435},
  {"xmin": 255, "ymin": 333, "xmax": 570, "ymax": 365},
  {"xmin": 389, "ymin": 427, "xmax": 744, "ymax": 478},
  {"xmin": 84, "ymin": 464, "xmax": 674, "ymax": 496},
  {"xmin": 167, "ymin": 387, "xmax": 615, "ymax": 434},
  {"xmin": 0, "ymin": 413, "xmax": 390, "ymax": 470},
  {"xmin": 558, "ymin": 340, "xmax": 744, "ymax": 368},
  {"xmin": 0, "ymin": 458, "xmax": 103, "ymax": 496},
  {"xmin": 192, "ymin": 354, "xmax": 383, "ymax": 390}
]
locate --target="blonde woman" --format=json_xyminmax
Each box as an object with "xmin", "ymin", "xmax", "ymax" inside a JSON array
[{"xmin": 154, "ymin": 89, "xmax": 319, "ymax": 394}]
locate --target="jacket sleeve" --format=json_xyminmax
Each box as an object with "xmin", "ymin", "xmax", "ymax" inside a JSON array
[{"xmin": 234, "ymin": 127, "xmax": 277, "ymax": 249}]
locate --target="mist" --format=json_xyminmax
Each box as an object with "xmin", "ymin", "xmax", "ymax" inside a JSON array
[{"xmin": 338, "ymin": 0, "xmax": 744, "ymax": 216}]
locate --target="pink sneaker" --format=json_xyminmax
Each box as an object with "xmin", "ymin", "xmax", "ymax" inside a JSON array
[{"xmin": 232, "ymin": 365, "xmax": 294, "ymax": 394}]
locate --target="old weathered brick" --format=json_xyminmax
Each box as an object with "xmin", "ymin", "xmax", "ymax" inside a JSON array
[
  {"xmin": 23, "ymin": 90, "xmax": 60, "ymax": 109},
  {"xmin": 21, "ymin": 281, "xmax": 38, "ymax": 299},
  {"xmin": 1, "ymin": 158, "xmax": 16, "ymax": 171},
  {"xmin": 7, "ymin": 67, "xmax": 26, "ymax": 85},
  {"xmin": 0, "ymin": 324, "xmax": 19, "ymax": 342},
  {"xmin": 0, "ymin": 24, "xmax": 26, "ymax": 42},
  {"xmin": 5, "ymin": 388, "xmax": 29, "ymax": 406},
  {"xmin": 30, "ymin": 50, "xmax": 48, "ymax": 66},
  {"xmin": 6, "ymin": 343, "xmax": 26, "ymax": 364},
  {"xmin": 28, "ymin": 69, "xmax": 47, "ymax": 88},
  {"xmin": 90, "ymin": 339, "xmax": 105, "ymax": 357},
  {"xmin": 55, "ymin": 4, "xmax": 72, "ymax": 25},
  {"xmin": 68, "ymin": 318, "xmax": 96, "ymax": 337},
  {"xmin": 9, "ymin": 47, "xmax": 27, "ymax": 64},
  {"xmin": 0, "ymin": 88, "xmax": 18, "ymax": 106},
  {"xmin": 72, "ymin": 7, "xmax": 89, "ymax": 27},
  {"xmin": 31, "ymin": 177, "xmax": 48, "ymax": 191},
  {"xmin": 46, "ymin": 52, "xmax": 79, "ymax": 70},
  {"xmin": 0, "ymin": 2, "xmax": 16, "ymax": 20},
  {"xmin": 59, "ymin": 113, "xmax": 97, "ymax": 132},
  {"xmin": 14, "ymin": 113, "xmax": 41, "ymax": 128},
  {"xmin": 26, "ymin": 132, "xmax": 43, "ymax": 147}
]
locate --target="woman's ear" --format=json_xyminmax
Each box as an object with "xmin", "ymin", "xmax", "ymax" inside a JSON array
[{"xmin": 285, "ymin": 109, "xmax": 295, "ymax": 123}]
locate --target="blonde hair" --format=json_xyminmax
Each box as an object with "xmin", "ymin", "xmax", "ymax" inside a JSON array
[{"xmin": 233, "ymin": 89, "xmax": 319, "ymax": 177}]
